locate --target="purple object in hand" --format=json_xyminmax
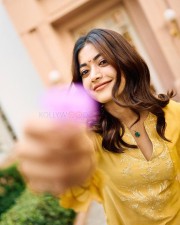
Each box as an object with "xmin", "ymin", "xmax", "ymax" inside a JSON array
[{"xmin": 40, "ymin": 84, "xmax": 98, "ymax": 124}]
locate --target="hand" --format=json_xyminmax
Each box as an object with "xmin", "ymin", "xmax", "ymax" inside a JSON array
[{"xmin": 15, "ymin": 117, "xmax": 96, "ymax": 196}]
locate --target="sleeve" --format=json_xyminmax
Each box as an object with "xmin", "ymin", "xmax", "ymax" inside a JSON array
[
  {"xmin": 172, "ymin": 101, "xmax": 180, "ymax": 157},
  {"xmin": 165, "ymin": 100, "xmax": 180, "ymax": 182},
  {"xmin": 175, "ymin": 104, "xmax": 180, "ymax": 181},
  {"xmin": 176, "ymin": 115, "xmax": 180, "ymax": 158},
  {"xmin": 60, "ymin": 169, "xmax": 105, "ymax": 212},
  {"xmin": 165, "ymin": 100, "xmax": 180, "ymax": 153},
  {"xmin": 59, "ymin": 134, "xmax": 106, "ymax": 212}
]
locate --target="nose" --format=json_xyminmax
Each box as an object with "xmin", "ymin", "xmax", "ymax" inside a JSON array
[{"xmin": 90, "ymin": 69, "xmax": 103, "ymax": 82}]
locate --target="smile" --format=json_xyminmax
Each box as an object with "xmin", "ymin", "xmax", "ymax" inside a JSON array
[{"xmin": 93, "ymin": 81, "xmax": 111, "ymax": 91}]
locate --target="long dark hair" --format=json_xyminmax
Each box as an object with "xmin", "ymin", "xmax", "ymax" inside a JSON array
[{"xmin": 72, "ymin": 28, "xmax": 174, "ymax": 153}]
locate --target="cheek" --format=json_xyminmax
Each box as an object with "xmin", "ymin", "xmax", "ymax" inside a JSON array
[
  {"xmin": 82, "ymin": 79, "xmax": 96, "ymax": 99},
  {"xmin": 82, "ymin": 78, "xmax": 90, "ymax": 91}
]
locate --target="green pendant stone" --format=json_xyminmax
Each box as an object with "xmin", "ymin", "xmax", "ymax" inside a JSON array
[{"xmin": 135, "ymin": 131, "xmax": 140, "ymax": 137}]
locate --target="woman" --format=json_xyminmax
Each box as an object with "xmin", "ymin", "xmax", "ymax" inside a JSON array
[{"xmin": 17, "ymin": 29, "xmax": 180, "ymax": 225}]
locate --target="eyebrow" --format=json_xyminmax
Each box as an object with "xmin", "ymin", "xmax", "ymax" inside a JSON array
[{"xmin": 79, "ymin": 53, "xmax": 101, "ymax": 68}]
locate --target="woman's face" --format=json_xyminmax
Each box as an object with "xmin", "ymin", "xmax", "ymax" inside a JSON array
[{"xmin": 78, "ymin": 43, "xmax": 125, "ymax": 105}]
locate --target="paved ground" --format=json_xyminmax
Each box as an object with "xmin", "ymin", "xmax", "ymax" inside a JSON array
[
  {"xmin": 85, "ymin": 202, "xmax": 107, "ymax": 225},
  {"xmin": 74, "ymin": 201, "xmax": 107, "ymax": 225}
]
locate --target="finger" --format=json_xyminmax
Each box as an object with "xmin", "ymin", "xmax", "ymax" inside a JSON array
[
  {"xmin": 23, "ymin": 117, "xmax": 87, "ymax": 147},
  {"xmin": 24, "ymin": 116, "xmax": 86, "ymax": 137},
  {"xmin": 15, "ymin": 137, "xmax": 85, "ymax": 163},
  {"xmin": 23, "ymin": 117, "xmax": 59, "ymax": 139},
  {"xmin": 18, "ymin": 160, "xmax": 65, "ymax": 180},
  {"xmin": 15, "ymin": 140, "xmax": 53, "ymax": 161},
  {"xmin": 27, "ymin": 178, "xmax": 67, "ymax": 195}
]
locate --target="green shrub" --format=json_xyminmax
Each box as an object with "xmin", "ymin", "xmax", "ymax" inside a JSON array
[
  {"xmin": 0, "ymin": 164, "xmax": 76, "ymax": 224},
  {"xmin": 0, "ymin": 164, "xmax": 25, "ymax": 217},
  {"xmin": 0, "ymin": 189, "xmax": 76, "ymax": 225}
]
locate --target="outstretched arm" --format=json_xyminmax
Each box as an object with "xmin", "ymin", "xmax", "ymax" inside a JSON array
[{"xmin": 15, "ymin": 117, "xmax": 96, "ymax": 196}]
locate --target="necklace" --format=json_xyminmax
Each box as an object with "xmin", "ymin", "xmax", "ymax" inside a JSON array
[
  {"xmin": 124, "ymin": 115, "xmax": 145, "ymax": 138},
  {"xmin": 124, "ymin": 112, "xmax": 149, "ymax": 138},
  {"xmin": 131, "ymin": 129, "xmax": 141, "ymax": 138},
  {"xmin": 126, "ymin": 125, "xmax": 141, "ymax": 138}
]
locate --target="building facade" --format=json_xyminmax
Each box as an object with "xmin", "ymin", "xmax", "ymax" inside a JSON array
[{"xmin": 3, "ymin": 0, "xmax": 180, "ymax": 98}]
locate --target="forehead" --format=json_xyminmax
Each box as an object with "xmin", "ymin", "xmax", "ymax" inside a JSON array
[{"xmin": 78, "ymin": 43, "xmax": 100, "ymax": 64}]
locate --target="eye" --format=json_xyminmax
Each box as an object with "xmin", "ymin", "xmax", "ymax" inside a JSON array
[
  {"xmin": 99, "ymin": 59, "xmax": 108, "ymax": 66},
  {"xmin": 80, "ymin": 69, "xmax": 89, "ymax": 77}
]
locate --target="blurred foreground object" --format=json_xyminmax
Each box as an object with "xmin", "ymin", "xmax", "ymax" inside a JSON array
[
  {"xmin": 15, "ymin": 84, "xmax": 97, "ymax": 196},
  {"xmin": 48, "ymin": 70, "xmax": 62, "ymax": 85},
  {"xmin": 40, "ymin": 84, "xmax": 98, "ymax": 124}
]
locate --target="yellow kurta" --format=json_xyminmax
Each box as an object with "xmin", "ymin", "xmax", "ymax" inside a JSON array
[{"xmin": 60, "ymin": 100, "xmax": 180, "ymax": 225}]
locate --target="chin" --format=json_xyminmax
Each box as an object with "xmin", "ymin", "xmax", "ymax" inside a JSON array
[{"xmin": 95, "ymin": 95, "xmax": 113, "ymax": 104}]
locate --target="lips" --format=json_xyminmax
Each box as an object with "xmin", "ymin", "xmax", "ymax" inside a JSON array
[{"xmin": 93, "ymin": 81, "xmax": 111, "ymax": 91}]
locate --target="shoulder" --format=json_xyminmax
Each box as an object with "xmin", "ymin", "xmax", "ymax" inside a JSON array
[
  {"xmin": 163, "ymin": 100, "xmax": 180, "ymax": 138},
  {"xmin": 163, "ymin": 100, "xmax": 180, "ymax": 118}
]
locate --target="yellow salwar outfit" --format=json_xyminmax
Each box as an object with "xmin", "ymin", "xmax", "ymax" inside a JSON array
[{"xmin": 60, "ymin": 100, "xmax": 180, "ymax": 225}]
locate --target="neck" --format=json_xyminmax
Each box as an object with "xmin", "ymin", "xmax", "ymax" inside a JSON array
[
  {"xmin": 104, "ymin": 101, "xmax": 148, "ymax": 127},
  {"xmin": 105, "ymin": 101, "xmax": 135, "ymax": 123}
]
